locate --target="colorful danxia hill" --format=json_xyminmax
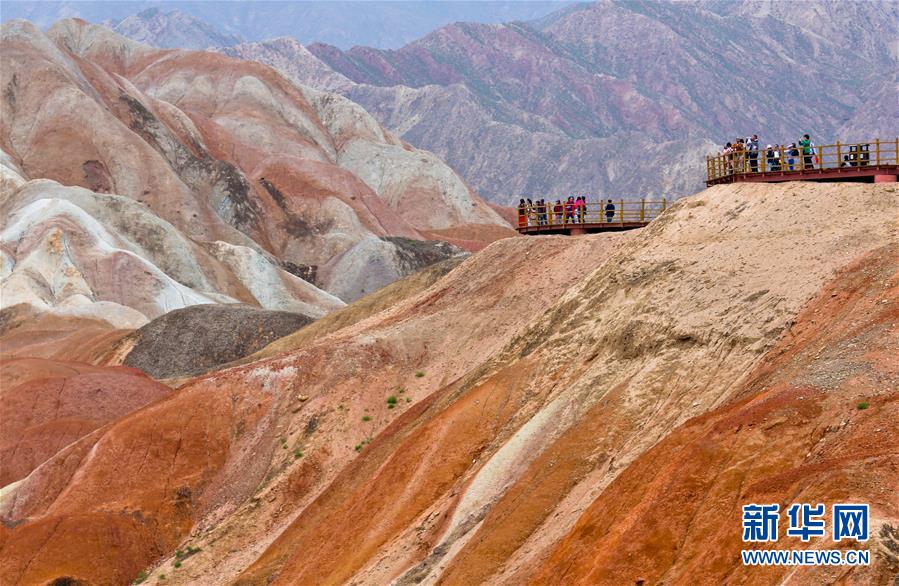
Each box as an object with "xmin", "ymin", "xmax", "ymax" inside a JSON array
[{"xmin": 1, "ymin": 6, "xmax": 898, "ymax": 586}]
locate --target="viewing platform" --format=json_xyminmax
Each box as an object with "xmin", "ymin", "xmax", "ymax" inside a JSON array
[
  {"xmin": 706, "ymin": 138, "xmax": 898, "ymax": 186},
  {"xmin": 520, "ymin": 139, "xmax": 897, "ymax": 237},
  {"xmin": 517, "ymin": 199, "xmax": 667, "ymax": 235}
]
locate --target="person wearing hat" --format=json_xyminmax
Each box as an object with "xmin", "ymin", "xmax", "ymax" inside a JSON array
[
  {"xmin": 765, "ymin": 144, "xmax": 776, "ymax": 172},
  {"xmin": 787, "ymin": 143, "xmax": 799, "ymax": 171},
  {"xmin": 747, "ymin": 134, "xmax": 760, "ymax": 172}
]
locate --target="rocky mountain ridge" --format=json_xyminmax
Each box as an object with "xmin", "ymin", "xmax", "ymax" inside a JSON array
[
  {"xmin": 1, "ymin": 17, "xmax": 511, "ymax": 350},
  {"xmin": 0, "ymin": 1, "xmax": 573, "ymax": 49},
  {"xmin": 104, "ymin": 7, "xmax": 244, "ymax": 49}
]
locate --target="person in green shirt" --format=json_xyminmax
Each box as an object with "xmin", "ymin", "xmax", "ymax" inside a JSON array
[{"xmin": 799, "ymin": 134, "xmax": 815, "ymax": 169}]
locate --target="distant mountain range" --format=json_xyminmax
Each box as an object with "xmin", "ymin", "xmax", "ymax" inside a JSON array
[
  {"xmin": 228, "ymin": 1, "xmax": 899, "ymax": 202},
  {"xmin": 0, "ymin": 1, "xmax": 573, "ymax": 49}
]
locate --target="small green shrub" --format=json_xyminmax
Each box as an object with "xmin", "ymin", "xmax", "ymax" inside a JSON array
[
  {"xmin": 355, "ymin": 444, "xmax": 363, "ymax": 452},
  {"xmin": 362, "ymin": 415, "xmax": 371, "ymax": 422},
  {"xmin": 174, "ymin": 546, "xmax": 201, "ymax": 564},
  {"xmin": 415, "ymin": 371, "xmax": 425, "ymax": 378},
  {"xmin": 386, "ymin": 395, "xmax": 398, "ymax": 405},
  {"xmin": 159, "ymin": 575, "xmax": 166, "ymax": 581},
  {"xmin": 406, "ymin": 397, "xmax": 412, "ymax": 403},
  {"xmin": 293, "ymin": 449, "xmax": 303, "ymax": 459},
  {"xmin": 133, "ymin": 570, "xmax": 148, "ymax": 584},
  {"xmin": 857, "ymin": 401, "xmax": 870, "ymax": 410}
]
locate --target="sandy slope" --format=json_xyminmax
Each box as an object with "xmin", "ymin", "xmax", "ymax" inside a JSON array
[{"xmin": 532, "ymin": 243, "xmax": 899, "ymax": 585}]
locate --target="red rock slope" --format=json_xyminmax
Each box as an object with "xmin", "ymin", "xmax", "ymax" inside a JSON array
[{"xmin": 0, "ymin": 359, "xmax": 172, "ymax": 488}]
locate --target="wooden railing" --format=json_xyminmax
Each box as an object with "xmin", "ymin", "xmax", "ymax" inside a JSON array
[
  {"xmin": 517, "ymin": 198, "xmax": 667, "ymax": 229},
  {"xmin": 707, "ymin": 138, "xmax": 899, "ymax": 183}
]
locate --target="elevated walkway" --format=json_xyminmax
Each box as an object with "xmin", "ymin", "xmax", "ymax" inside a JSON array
[
  {"xmin": 707, "ymin": 139, "xmax": 898, "ymax": 186},
  {"xmin": 516, "ymin": 199, "xmax": 666, "ymax": 235}
]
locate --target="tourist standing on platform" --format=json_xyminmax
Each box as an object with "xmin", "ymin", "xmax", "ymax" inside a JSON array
[
  {"xmin": 554, "ymin": 200, "xmax": 563, "ymax": 225},
  {"xmin": 723, "ymin": 142, "xmax": 734, "ymax": 174},
  {"xmin": 605, "ymin": 199, "xmax": 616, "ymax": 223},
  {"xmin": 765, "ymin": 145, "xmax": 781, "ymax": 172},
  {"xmin": 564, "ymin": 197, "xmax": 575, "ymax": 224},
  {"xmin": 799, "ymin": 134, "xmax": 815, "ymax": 169},
  {"xmin": 517, "ymin": 199, "xmax": 527, "ymax": 228},
  {"xmin": 747, "ymin": 134, "xmax": 759, "ymax": 172},
  {"xmin": 734, "ymin": 139, "xmax": 746, "ymax": 173},
  {"xmin": 580, "ymin": 197, "xmax": 588, "ymax": 223},
  {"xmin": 787, "ymin": 143, "xmax": 799, "ymax": 170}
]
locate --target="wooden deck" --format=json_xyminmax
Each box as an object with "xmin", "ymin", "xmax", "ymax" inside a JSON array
[
  {"xmin": 517, "ymin": 221, "xmax": 650, "ymax": 235},
  {"xmin": 706, "ymin": 164, "xmax": 899, "ymax": 187},
  {"xmin": 515, "ymin": 199, "xmax": 666, "ymax": 235},
  {"xmin": 706, "ymin": 139, "xmax": 898, "ymax": 187}
]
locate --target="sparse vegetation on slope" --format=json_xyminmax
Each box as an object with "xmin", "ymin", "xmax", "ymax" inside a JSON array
[{"xmin": 2, "ymin": 183, "xmax": 896, "ymax": 586}]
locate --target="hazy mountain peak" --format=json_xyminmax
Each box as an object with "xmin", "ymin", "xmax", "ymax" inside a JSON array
[
  {"xmin": 109, "ymin": 6, "xmax": 243, "ymax": 49},
  {"xmin": 136, "ymin": 7, "xmax": 162, "ymax": 19}
]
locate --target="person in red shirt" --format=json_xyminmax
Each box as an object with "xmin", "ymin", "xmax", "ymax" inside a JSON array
[{"xmin": 564, "ymin": 196, "xmax": 575, "ymax": 224}]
